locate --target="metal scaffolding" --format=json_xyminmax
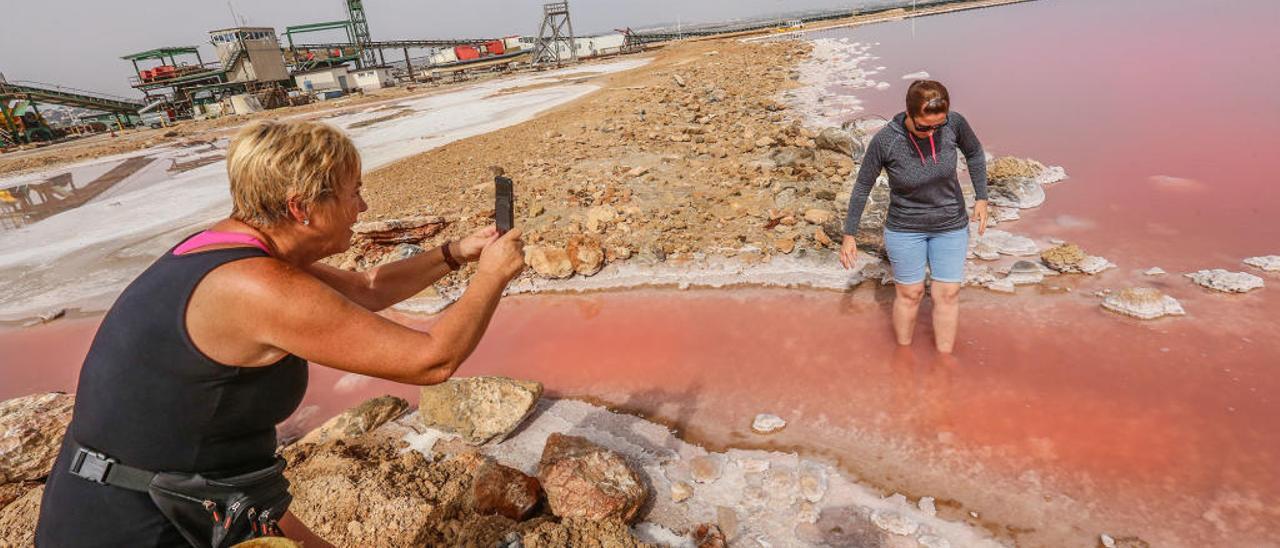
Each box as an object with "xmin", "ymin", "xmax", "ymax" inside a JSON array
[
  {"xmin": 345, "ymin": 0, "xmax": 377, "ymax": 68},
  {"xmin": 531, "ymin": 1, "xmax": 576, "ymax": 66}
]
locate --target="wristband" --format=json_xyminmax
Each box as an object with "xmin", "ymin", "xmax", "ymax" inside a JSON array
[{"xmin": 440, "ymin": 240, "xmax": 461, "ymax": 271}]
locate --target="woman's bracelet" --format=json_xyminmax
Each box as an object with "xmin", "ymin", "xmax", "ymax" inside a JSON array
[{"xmin": 440, "ymin": 240, "xmax": 461, "ymax": 271}]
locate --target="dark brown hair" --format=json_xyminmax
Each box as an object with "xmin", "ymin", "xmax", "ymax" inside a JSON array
[{"xmin": 906, "ymin": 80, "xmax": 950, "ymax": 117}]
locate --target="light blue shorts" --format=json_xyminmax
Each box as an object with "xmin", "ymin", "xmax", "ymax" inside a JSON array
[{"xmin": 883, "ymin": 227, "xmax": 969, "ymax": 285}]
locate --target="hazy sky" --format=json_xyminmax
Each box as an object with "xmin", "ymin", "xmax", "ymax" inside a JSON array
[{"xmin": 2, "ymin": 0, "xmax": 875, "ymax": 97}]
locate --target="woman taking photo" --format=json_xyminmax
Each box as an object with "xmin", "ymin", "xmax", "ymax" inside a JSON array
[
  {"xmin": 36, "ymin": 120, "xmax": 525, "ymax": 546},
  {"xmin": 839, "ymin": 80, "xmax": 989, "ymax": 354}
]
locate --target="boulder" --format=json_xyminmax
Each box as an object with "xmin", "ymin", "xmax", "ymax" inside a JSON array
[
  {"xmin": 525, "ymin": 246, "xmax": 574, "ymax": 279},
  {"xmin": 419, "ymin": 377, "xmax": 542, "ymax": 445},
  {"xmin": 470, "ymin": 459, "xmax": 542, "ymax": 521},
  {"xmin": 297, "ymin": 395, "xmax": 409, "ymax": 446},
  {"xmin": 768, "ymin": 147, "xmax": 814, "ymax": 168},
  {"xmin": 0, "ymin": 392, "xmax": 74, "ymax": 483},
  {"xmin": 987, "ymin": 156, "xmax": 1047, "ymax": 181},
  {"xmin": 566, "ymin": 236, "xmax": 605, "ymax": 276},
  {"xmin": 1243, "ymin": 255, "xmax": 1280, "ymax": 272},
  {"xmin": 537, "ymin": 433, "xmax": 647, "ymax": 523},
  {"xmin": 814, "ymin": 127, "xmax": 860, "ymax": 157},
  {"xmin": 1101, "ymin": 288, "xmax": 1186, "ymax": 320},
  {"xmin": 1185, "ymin": 270, "xmax": 1264, "ymax": 293},
  {"xmin": 0, "ymin": 484, "xmax": 42, "ymax": 547}
]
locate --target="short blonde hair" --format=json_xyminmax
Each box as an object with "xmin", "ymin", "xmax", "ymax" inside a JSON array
[{"xmin": 227, "ymin": 120, "xmax": 360, "ymax": 227}]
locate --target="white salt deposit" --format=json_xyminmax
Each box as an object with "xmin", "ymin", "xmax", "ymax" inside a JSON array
[{"xmin": 0, "ymin": 58, "xmax": 651, "ymax": 320}]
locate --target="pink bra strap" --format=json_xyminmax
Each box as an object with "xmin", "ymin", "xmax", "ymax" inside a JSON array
[{"xmin": 173, "ymin": 230, "xmax": 271, "ymax": 256}]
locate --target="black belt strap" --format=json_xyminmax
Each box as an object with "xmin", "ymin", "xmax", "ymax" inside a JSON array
[{"xmin": 68, "ymin": 443, "xmax": 156, "ymax": 493}]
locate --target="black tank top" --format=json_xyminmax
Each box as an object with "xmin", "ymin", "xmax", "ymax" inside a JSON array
[{"xmin": 36, "ymin": 244, "xmax": 308, "ymax": 546}]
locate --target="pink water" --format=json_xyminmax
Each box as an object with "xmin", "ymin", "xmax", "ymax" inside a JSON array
[{"xmin": 3, "ymin": 1, "xmax": 1279, "ymax": 546}]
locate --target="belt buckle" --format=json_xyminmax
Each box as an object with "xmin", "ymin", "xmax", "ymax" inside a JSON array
[{"xmin": 70, "ymin": 447, "xmax": 115, "ymax": 484}]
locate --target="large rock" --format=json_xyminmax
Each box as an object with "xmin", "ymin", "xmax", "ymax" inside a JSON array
[
  {"xmin": 470, "ymin": 459, "xmax": 542, "ymax": 521},
  {"xmin": 1005, "ymin": 260, "xmax": 1046, "ymax": 285},
  {"xmin": 1101, "ymin": 288, "xmax": 1186, "ymax": 320},
  {"xmin": 1243, "ymin": 255, "xmax": 1280, "ymax": 272},
  {"xmin": 768, "ymin": 147, "xmax": 815, "ymax": 168},
  {"xmin": 419, "ymin": 377, "xmax": 542, "ymax": 445},
  {"xmin": 352, "ymin": 215, "xmax": 446, "ymax": 245},
  {"xmin": 566, "ymin": 236, "xmax": 605, "ymax": 276},
  {"xmin": 0, "ymin": 392, "xmax": 74, "ymax": 483},
  {"xmin": 297, "ymin": 395, "xmax": 409, "ymax": 446},
  {"xmin": 0, "ymin": 484, "xmax": 42, "ymax": 546},
  {"xmin": 814, "ymin": 127, "xmax": 860, "ymax": 157},
  {"xmin": 1041, "ymin": 243, "xmax": 1113, "ymax": 274},
  {"xmin": 1185, "ymin": 270, "xmax": 1265, "ymax": 293},
  {"xmin": 537, "ymin": 433, "xmax": 648, "ymax": 524},
  {"xmin": 525, "ymin": 246, "xmax": 574, "ymax": 279}
]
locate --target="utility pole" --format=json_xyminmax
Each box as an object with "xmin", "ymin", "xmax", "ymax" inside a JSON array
[{"xmin": 531, "ymin": 1, "xmax": 577, "ymax": 67}]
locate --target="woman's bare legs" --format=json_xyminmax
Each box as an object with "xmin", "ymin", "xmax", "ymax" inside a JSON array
[
  {"xmin": 893, "ymin": 282, "xmax": 927, "ymax": 345},
  {"xmin": 930, "ymin": 281, "xmax": 962, "ymax": 353}
]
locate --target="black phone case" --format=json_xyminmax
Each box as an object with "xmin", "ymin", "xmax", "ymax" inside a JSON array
[{"xmin": 495, "ymin": 176, "xmax": 514, "ymax": 233}]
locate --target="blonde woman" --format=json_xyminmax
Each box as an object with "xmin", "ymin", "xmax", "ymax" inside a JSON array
[{"xmin": 36, "ymin": 120, "xmax": 525, "ymax": 547}]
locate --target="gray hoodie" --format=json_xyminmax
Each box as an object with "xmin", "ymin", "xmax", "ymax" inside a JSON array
[{"xmin": 843, "ymin": 111, "xmax": 988, "ymax": 234}]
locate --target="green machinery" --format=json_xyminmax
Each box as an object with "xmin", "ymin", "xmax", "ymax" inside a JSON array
[
  {"xmin": 0, "ymin": 80, "xmax": 145, "ymax": 147},
  {"xmin": 284, "ymin": 0, "xmax": 378, "ymax": 71}
]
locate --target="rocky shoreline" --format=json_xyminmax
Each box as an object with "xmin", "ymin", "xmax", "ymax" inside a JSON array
[{"xmin": 0, "ymin": 383, "xmax": 1009, "ymax": 547}]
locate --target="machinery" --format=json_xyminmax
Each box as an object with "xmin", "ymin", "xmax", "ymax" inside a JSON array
[{"xmin": 0, "ymin": 99, "xmax": 55, "ymax": 147}]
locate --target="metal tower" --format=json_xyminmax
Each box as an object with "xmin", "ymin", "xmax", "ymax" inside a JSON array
[
  {"xmin": 532, "ymin": 1, "xmax": 577, "ymax": 66},
  {"xmin": 345, "ymin": 0, "xmax": 378, "ymax": 68}
]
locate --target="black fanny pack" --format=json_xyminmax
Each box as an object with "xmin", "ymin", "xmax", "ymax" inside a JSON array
[{"xmin": 68, "ymin": 442, "xmax": 292, "ymax": 548}]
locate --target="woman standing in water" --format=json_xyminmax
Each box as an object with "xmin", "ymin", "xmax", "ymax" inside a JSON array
[{"xmin": 839, "ymin": 80, "xmax": 989, "ymax": 354}]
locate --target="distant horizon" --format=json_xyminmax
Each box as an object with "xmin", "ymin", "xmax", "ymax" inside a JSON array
[{"xmin": 1, "ymin": 0, "xmax": 939, "ymax": 98}]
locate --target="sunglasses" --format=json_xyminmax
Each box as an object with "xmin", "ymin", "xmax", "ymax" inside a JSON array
[{"xmin": 910, "ymin": 116, "xmax": 948, "ymax": 132}]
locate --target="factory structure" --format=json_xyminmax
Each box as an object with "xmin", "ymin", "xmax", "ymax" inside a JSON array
[{"xmin": 2, "ymin": 0, "xmax": 882, "ymax": 150}]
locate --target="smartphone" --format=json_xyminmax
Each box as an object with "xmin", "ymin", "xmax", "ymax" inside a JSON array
[{"xmin": 495, "ymin": 176, "xmax": 514, "ymax": 234}]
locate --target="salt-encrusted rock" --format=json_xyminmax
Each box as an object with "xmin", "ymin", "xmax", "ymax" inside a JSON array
[
  {"xmin": 971, "ymin": 239, "xmax": 1001, "ymax": 261},
  {"xmin": 1101, "ymin": 533, "xmax": 1118, "ymax": 548},
  {"xmin": 977, "ymin": 230, "xmax": 1038, "ymax": 256},
  {"xmin": 298, "ymin": 395, "xmax": 409, "ymax": 446},
  {"xmin": 1145, "ymin": 267, "xmax": 1167, "ymax": 276},
  {"xmin": 689, "ymin": 455, "xmax": 724, "ymax": 484},
  {"xmin": 798, "ymin": 462, "xmax": 828, "ymax": 503},
  {"xmin": 470, "ymin": 458, "xmax": 542, "ymax": 521},
  {"xmin": 988, "ymin": 156, "xmax": 1047, "ymax": 181},
  {"xmin": 919, "ymin": 535, "xmax": 952, "ymax": 548},
  {"xmin": 987, "ymin": 205, "xmax": 1021, "ymax": 224},
  {"xmin": 815, "ymin": 127, "xmax": 859, "ymax": 157},
  {"xmin": 988, "ymin": 177, "xmax": 1045, "ymax": 209},
  {"xmin": 752, "ymin": 413, "xmax": 787, "ymax": 434},
  {"xmin": 0, "ymin": 392, "xmax": 74, "ymax": 483},
  {"xmin": 963, "ymin": 263, "xmax": 997, "ymax": 287},
  {"xmin": 1101, "ymin": 288, "xmax": 1186, "ymax": 320},
  {"xmin": 919, "ymin": 496, "xmax": 937, "ymax": 516},
  {"xmin": 986, "ymin": 279, "xmax": 1016, "ymax": 293},
  {"xmin": 870, "ymin": 510, "xmax": 919, "ymax": 536},
  {"xmin": 537, "ymin": 433, "xmax": 647, "ymax": 523},
  {"xmin": 566, "ymin": 236, "xmax": 605, "ymax": 276},
  {"xmin": 1005, "ymin": 260, "xmax": 1045, "ymax": 285},
  {"xmin": 419, "ymin": 377, "xmax": 542, "ymax": 445},
  {"xmin": 670, "ymin": 481, "xmax": 693, "ymax": 503},
  {"xmin": 0, "ymin": 484, "xmax": 43, "ymax": 547},
  {"xmin": 1042, "ymin": 243, "xmax": 1115, "ymax": 274},
  {"xmin": 1041, "ymin": 243, "xmax": 1086, "ymax": 272},
  {"xmin": 1185, "ymin": 270, "xmax": 1265, "ymax": 293},
  {"xmin": 1243, "ymin": 256, "xmax": 1280, "ymax": 272},
  {"xmin": 524, "ymin": 245, "xmax": 574, "ymax": 279}
]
